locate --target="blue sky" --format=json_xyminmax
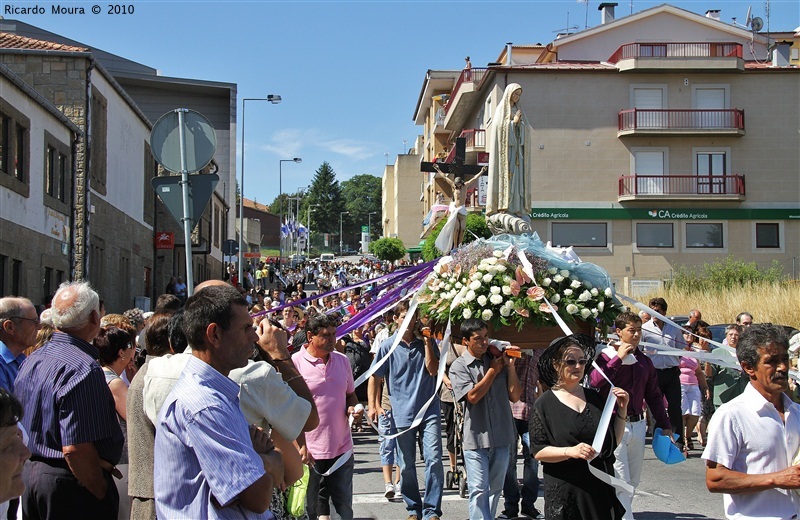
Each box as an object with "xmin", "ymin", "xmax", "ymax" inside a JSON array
[{"xmin": 9, "ymin": 0, "xmax": 798, "ymax": 207}]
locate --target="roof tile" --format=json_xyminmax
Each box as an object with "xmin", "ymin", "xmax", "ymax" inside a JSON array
[{"xmin": 0, "ymin": 32, "xmax": 88, "ymax": 52}]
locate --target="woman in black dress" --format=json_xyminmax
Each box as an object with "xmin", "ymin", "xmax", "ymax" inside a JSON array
[{"xmin": 530, "ymin": 334, "xmax": 629, "ymax": 520}]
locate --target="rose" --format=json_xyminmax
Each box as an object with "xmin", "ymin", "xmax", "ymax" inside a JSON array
[
  {"xmin": 493, "ymin": 250, "xmax": 504, "ymax": 258},
  {"xmin": 496, "ymin": 265, "xmax": 507, "ymax": 273},
  {"xmin": 542, "ymin": 277, "xmax": 551, "ymax": 287},
  {"xmin": 482, "ymin": 273, "xmax": 494, "ymax": 283},
  {"xmin": 570, "ymin": 280, "xmax": 582, "ymax": 289},
  {"xmin": 462, "ymin": 308, "xmax": 473, "ymax": 319},
  {"xmin": 465, "ymin": 290, "xmax": 476, "ymax": 302},
  {"xmin": 580, "ymin": 308, "xmax": 592, "ymax": 319},
  {"xmin": 597, "ymin": 301, "xmax": 604, "ymax": 311},
  {"xmin": 469, "ymin": 280, "xmax": 482, "ymax": 291},
  {"xmin": 490, "ymin": 294, "xmax": 503, "ymax": 305},
  {"xmin": 477, "ymin": 295, "xmax": 488, "ymax": 306},
  {"xmin": 548, "ymin": 267, "xmax": 558, "ymax": 275},
  {"xmin": 563, "ymin": 289, "xmax": 573, "ymax": 296},
  {"xmin": 560, "ymin": 270, "xmax": 570, "ymax": 277},
  {"xmin": 551, "ymin": 293, "xmax": 561, "ymax": 303},
  {"xmin": 592, "ymin": 308, "xmax": 599, "ymax": 318},
  {"xmin": 500, "ymin": 305, "xmax": 511, "ymax": 317},
  {"xmin": 578, "ymin": 290, "xmax": 592, "ymax": 302},
  {"xmin": 590, "ymin": 288, "xmax": 598, "ymax": 296},
  {"xmin": 439, "ymin": 292, "xmax": 448, "ymax": 300},
  {"xmin": 527, "ymin": 286, "xmax": 545, "ymax": 301},
  {"xmin": 604, "ymin": 287, "xmax": 613, "ymax": 297},
  {"xmin": 566, "ymin": 304, "xmax": 579, "ymax": 314},
  {"xmin": 502, "ymin": 285, "xmax": 512, "ymax": 295},
  {"xmin": 553, "ymin": 275, "xmax": 564, "ymax": 283},
  {"xmin": 481, "ymin": 309, "xmax": 493, "ymax": 321},
  {"xmin": 503, "ymin": 276, "xmax": 513, "ymax": 284},
  {"xmin": 490, "ymin": 286, "xmax": 501, "ymax": 295}
]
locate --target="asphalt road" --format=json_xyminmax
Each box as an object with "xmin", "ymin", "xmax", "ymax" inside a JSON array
[{"xmin": 343, "ymin": 425, "xmax": 726, "ymax": 520}]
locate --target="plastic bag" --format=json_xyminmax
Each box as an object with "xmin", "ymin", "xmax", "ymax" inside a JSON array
[{"xmin": 286, "ymin": 463, "xmax": 309, "ymax": 517}]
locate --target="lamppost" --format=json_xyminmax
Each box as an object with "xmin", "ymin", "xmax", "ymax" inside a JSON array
[
  {"xmin": 287, "ymin": 196, "xmax": 302, "ymax": 258},
  {"xmin": 367, "ymin": 211, "xmax": 377, "ymax": 253},
  {"xmin": 307, "ymin": 203, "xmax": 320, "ymax": 256},
  {"xmin": 339, "ymin": 211, "xmax": 349, "ymax": 255},
  {"xmin": 278, "ymin": 157, "xmax": 302, "ymax": 268},
  {"xmin": 239, "ymin": 94, "xmax": 281, "ymax": 286}
]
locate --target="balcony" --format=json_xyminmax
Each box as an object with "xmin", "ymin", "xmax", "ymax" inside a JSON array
[
  {"xmin": 618, "ymin": 109, "xmax": 745, "ymax": 136},
  {"xmin": 444, "ymin": 129, "xmax": 486, "ymax": 164},
  {"xmin": 443, "ymin": 68, "xmax": 488, "ymax": 131},
  {"xmin": 608, "ymin": 42, "xmax": 744, "ymax": 71},
  {"xmin": 618, "ymin": 174, "xmax": 745, "ymax": 201}
]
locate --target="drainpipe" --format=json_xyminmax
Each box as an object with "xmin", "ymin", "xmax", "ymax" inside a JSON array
[
  {"xmin": 506, "ymin": 42, "xmax": 513, "ymax": 66},
  {"xmin": 68, "ymin": 131, "xmax": 79, "ymax": 281},
  {"xmin": 82, "ymin": 58, "xmax": 95, "ymax": 282}
]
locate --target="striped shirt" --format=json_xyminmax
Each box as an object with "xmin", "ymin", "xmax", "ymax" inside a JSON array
[
  {"xmin": 154, "ymin": 355, "xmax": 271, "ymax": 520},
  {"xmin": 14, "ymin": 331, "xmax": 123, "ymax": 463}
]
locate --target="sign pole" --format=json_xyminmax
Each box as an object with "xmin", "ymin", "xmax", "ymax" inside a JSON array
[{"xmin": 176, "ymin": 109, "xmax": 195, "ymax": 297}]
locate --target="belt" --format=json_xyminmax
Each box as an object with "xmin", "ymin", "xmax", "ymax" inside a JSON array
[
  {"xmin": 30, "ymin": 456, "xmax": 70, "ymax": 470},
  {"xmin": 656, "ymin": 366, "xmax": 680, "ymax": 373},
  {"xmin": 627, "ymin": 413, "xmax": 645, "ymax": 423}
]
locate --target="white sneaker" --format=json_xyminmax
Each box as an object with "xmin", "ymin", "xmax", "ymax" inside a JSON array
[
  {"xmin": 395, "ymin": 482, "xmax": 402, "ymax": 496},
  {"xmin": 384, "ymin": 482, "xmax": 396, "ymax": 499}
]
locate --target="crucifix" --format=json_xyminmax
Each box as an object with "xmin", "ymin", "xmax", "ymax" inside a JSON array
[{"xmin": 421, "ymin": 137, "xmax": 487, "ymax": 252}]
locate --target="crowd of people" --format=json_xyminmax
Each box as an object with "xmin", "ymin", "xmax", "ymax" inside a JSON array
[{"xmin": 1, "ymin": 265, "xmax": 799, "ymax": 520}]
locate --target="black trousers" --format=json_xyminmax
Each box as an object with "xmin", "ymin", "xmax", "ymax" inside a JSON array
[
  {"xmin": 656, "ymin": 367, "xmax": 685, "ymax": 447},
  {"xmin": 22, "ymin": 459, "xmax": 118, "ymax": 520}
]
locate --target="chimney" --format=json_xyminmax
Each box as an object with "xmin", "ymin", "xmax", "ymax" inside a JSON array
[
  {"xmin": 705, "ymin": 10, "xmax": 721, "ymax": 21},
  {"xmin": 771, "ymin": 41, "xmax": 791, "ymax": 67},
  {"xmin": 598, "ymin": 3, "xmax": 618, "ymax": 24},
  {"xmin": 506, "ymin": 42, "xmax": 513, "ymax": 66}
]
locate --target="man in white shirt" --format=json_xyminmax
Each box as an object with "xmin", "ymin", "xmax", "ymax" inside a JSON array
[{"xmin": 703, "ymin": 323, "xmax": 800, "ymax": 519}]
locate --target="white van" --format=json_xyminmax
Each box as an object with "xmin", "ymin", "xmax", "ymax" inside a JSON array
[{"xmin": 319, "ymin": 253, "xmax": 335, "ymax": 262}]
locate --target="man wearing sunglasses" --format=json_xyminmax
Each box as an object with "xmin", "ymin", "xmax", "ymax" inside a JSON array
[{"xmin": 590, "ymin": 311, "xmax": 672, "ymax": 520}]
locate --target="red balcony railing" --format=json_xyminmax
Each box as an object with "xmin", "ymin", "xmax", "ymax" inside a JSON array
[
  {"xmin": 444, "ymin": 129, "xmax": 486, "ymax": 163},
  {"xmin": 618, "ymin": 109, "xmax": 745, "ymax": 131},
  {"xmin": 443, "ymin": 68, "xmax": 488, "ymax": 115},
  {"xmin": 618, "ymin": 174, "xmax": 745, "ymax": 197},
  {"xmin": 608, "ymin": 42, "xmax": 742, "ymax": 63}
]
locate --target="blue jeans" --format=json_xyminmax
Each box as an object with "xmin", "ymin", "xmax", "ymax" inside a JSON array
[
  {"xmin": 503, "ymin": 418, "xmax": 540, "ymax": 514},
  {"xmin": 395, "ymin": 415, "xmax": 444, "ymax": 520},
  {"xmin": 463, "ymin": 446, "xmax": 510, "ymax": 520},
  {"xmin": 378, "ymin": 410, "xmax": 397, "ymax": 466},
  {"xmin": 306, "ymin": 453, "xmax": 354, "ymax": 520}
]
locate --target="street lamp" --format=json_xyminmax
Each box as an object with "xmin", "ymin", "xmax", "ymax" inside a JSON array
[
  {"xmin": 339, "ymin": 211, "xmax": 349, "ymax": 255},
  {"xmin": 307, "ymin": 203, "xmax": 320, "ymax": 256},
  {"xmin": 367, "ymin": 211, "xmax": 377, "ymax": 253},
  {"xmin": 278, "ymin": 157, "xmax": 302, "ymax": 268},
  {"xmin": 239, "ymin": 95, "xmax": 281, "ymax": 286}
]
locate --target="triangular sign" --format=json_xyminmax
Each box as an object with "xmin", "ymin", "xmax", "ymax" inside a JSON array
[{"xmin": 151, "ymin": 173, "xmax": 219, "ymax": 228}]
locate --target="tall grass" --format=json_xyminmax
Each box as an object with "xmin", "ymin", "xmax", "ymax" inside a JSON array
[{"xmin": 640, "ymin": 282, "xmax": 800, "ymax": 327}]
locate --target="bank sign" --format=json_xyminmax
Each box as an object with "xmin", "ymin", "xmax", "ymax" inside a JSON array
[{"xmin": 529, "ymin": 208, "xmax": 800, "ymax": 220}]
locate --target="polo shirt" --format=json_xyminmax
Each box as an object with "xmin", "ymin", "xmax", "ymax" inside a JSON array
[
  {"xmin": 642, "ymin": 319, "xmax": 683, "ymax": 369},
  {"xmin": 449, "ymin": 351, "xmax": 515, "ymax": 451},
  {"xmin": 292, "ymin": 346, "xmax": 354, "ymax": 459},
  {"xmin": 371, "ymin": 333, "xmax": 440, "ymax": 428},
  {"xmin": 14, "ymin": 331, "xmax": 123, "ymax": 463},
  {"xmin": 0, "ymin": 340, "xmax": 25, "ymax": 392},
  {"xmin": 702, "ymin": 383, "xmax": 800, "ymax": 519},
  {"xmin": 155, "ymin": 356, "xmax": 270, "ymax": 520}
]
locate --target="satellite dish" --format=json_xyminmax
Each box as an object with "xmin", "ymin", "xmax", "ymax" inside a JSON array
[{"xmin": 751, "ymin": 16, "xmax": 764, "ymax": 32}]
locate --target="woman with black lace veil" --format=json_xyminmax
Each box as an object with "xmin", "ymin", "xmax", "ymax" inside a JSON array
[{"xmin": 530, "ymin": 334, "xmax": 629, "ymax": 520}]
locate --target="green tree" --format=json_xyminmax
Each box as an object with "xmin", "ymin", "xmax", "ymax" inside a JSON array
[
  {"xmin": 422, "ymin": 213, "xmax": 492, "ymax": 261},
  {"xmin": 341, "ymin": 174, "xmax": 382, "ymax": 247},
  {"xmin": 369, "ymin": 237, "xmax": 406, "ymax": 262},
  {"xmin": 304, "ymin": 162, "xmax": 343, "ymax": 235}
]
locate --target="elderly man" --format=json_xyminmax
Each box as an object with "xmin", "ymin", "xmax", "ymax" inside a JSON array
[
  {"xmin": 703, "ymin": 324, "xmax": 800, "ymax": 519},
  {"xmin": 0, "ymin": 297, "xmax": 39, "ymax": 392},
  {"xmin": 15, "ymin": 281, "xmax": 124, "ymax": 519},
  {"xmin": 293, "ymin": 313, "xmax": 361, "ymax": 520},
  {"xmin": 154, "ymin": 284, "xmax": 278, "ymax": 518}
]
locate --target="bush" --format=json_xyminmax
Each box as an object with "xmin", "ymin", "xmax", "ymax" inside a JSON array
[
  {"xmin": 669, "ymin": 256, "xmax": 784, "ymax": 293},
  {"xmin": 369, "ymin": 237, "xmax": 407, "ymax": 262},
  {"xmin": 422, "ymin": 213, "xmax": 492, "ymax": 261}
]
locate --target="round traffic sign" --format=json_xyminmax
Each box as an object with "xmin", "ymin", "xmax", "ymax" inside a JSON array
[{"xmin": 150, "ymin": 109, "xmax": 217, "ymax": 174}]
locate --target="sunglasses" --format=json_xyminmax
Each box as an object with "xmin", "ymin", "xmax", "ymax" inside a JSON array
[{"xmin": 562, "ymin": 358, "xmax": 589, "ymax": 367}]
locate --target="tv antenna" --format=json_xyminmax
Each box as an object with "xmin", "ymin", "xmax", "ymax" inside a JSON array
[{"xmin": 553, "ymin": 12, "xmax": 579, "ymax": 35}]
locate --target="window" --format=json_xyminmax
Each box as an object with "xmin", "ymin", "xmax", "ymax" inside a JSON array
[
  {"xmin": 693, "ymin": 148, "xmax": 731, "ymax": 194},
  {"xmin": 89, "ymin": 88, "xmax": 108, "ymax": 194},
  {"xmin": 12, "ymin": 259, "xmax": 21, "ymax": 296},
  {"xmin": 0, "ymin": 99, "xmax": 30, "ymax": 196},
  {"xmin": 631, "ymin": 148, "xmax": 668, "ymax": 195},
  {"xmin": 755, "ymin": 223, "xmax": 780, "ymax": 248},
  {"xmin": 636, "ymin": 223, "xmax": 673, "ymax": 248},
  {"xmin": 43, "ymin": 267, "xmax": 52, "ymax": 304},
  {"xmin": 213, "ymin": 204, "xmax": 221, "ymax": 248},
  {"xmin": 43, "ymin": 132, "xmax": 71, "ymax": 212},
  {"xmin": 686, "ymin": 223, "xmax": 723, "ymax": 248},
  {"xmin": 552, "ymin": 222, "xmax": 608, "ymax": 248}
]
